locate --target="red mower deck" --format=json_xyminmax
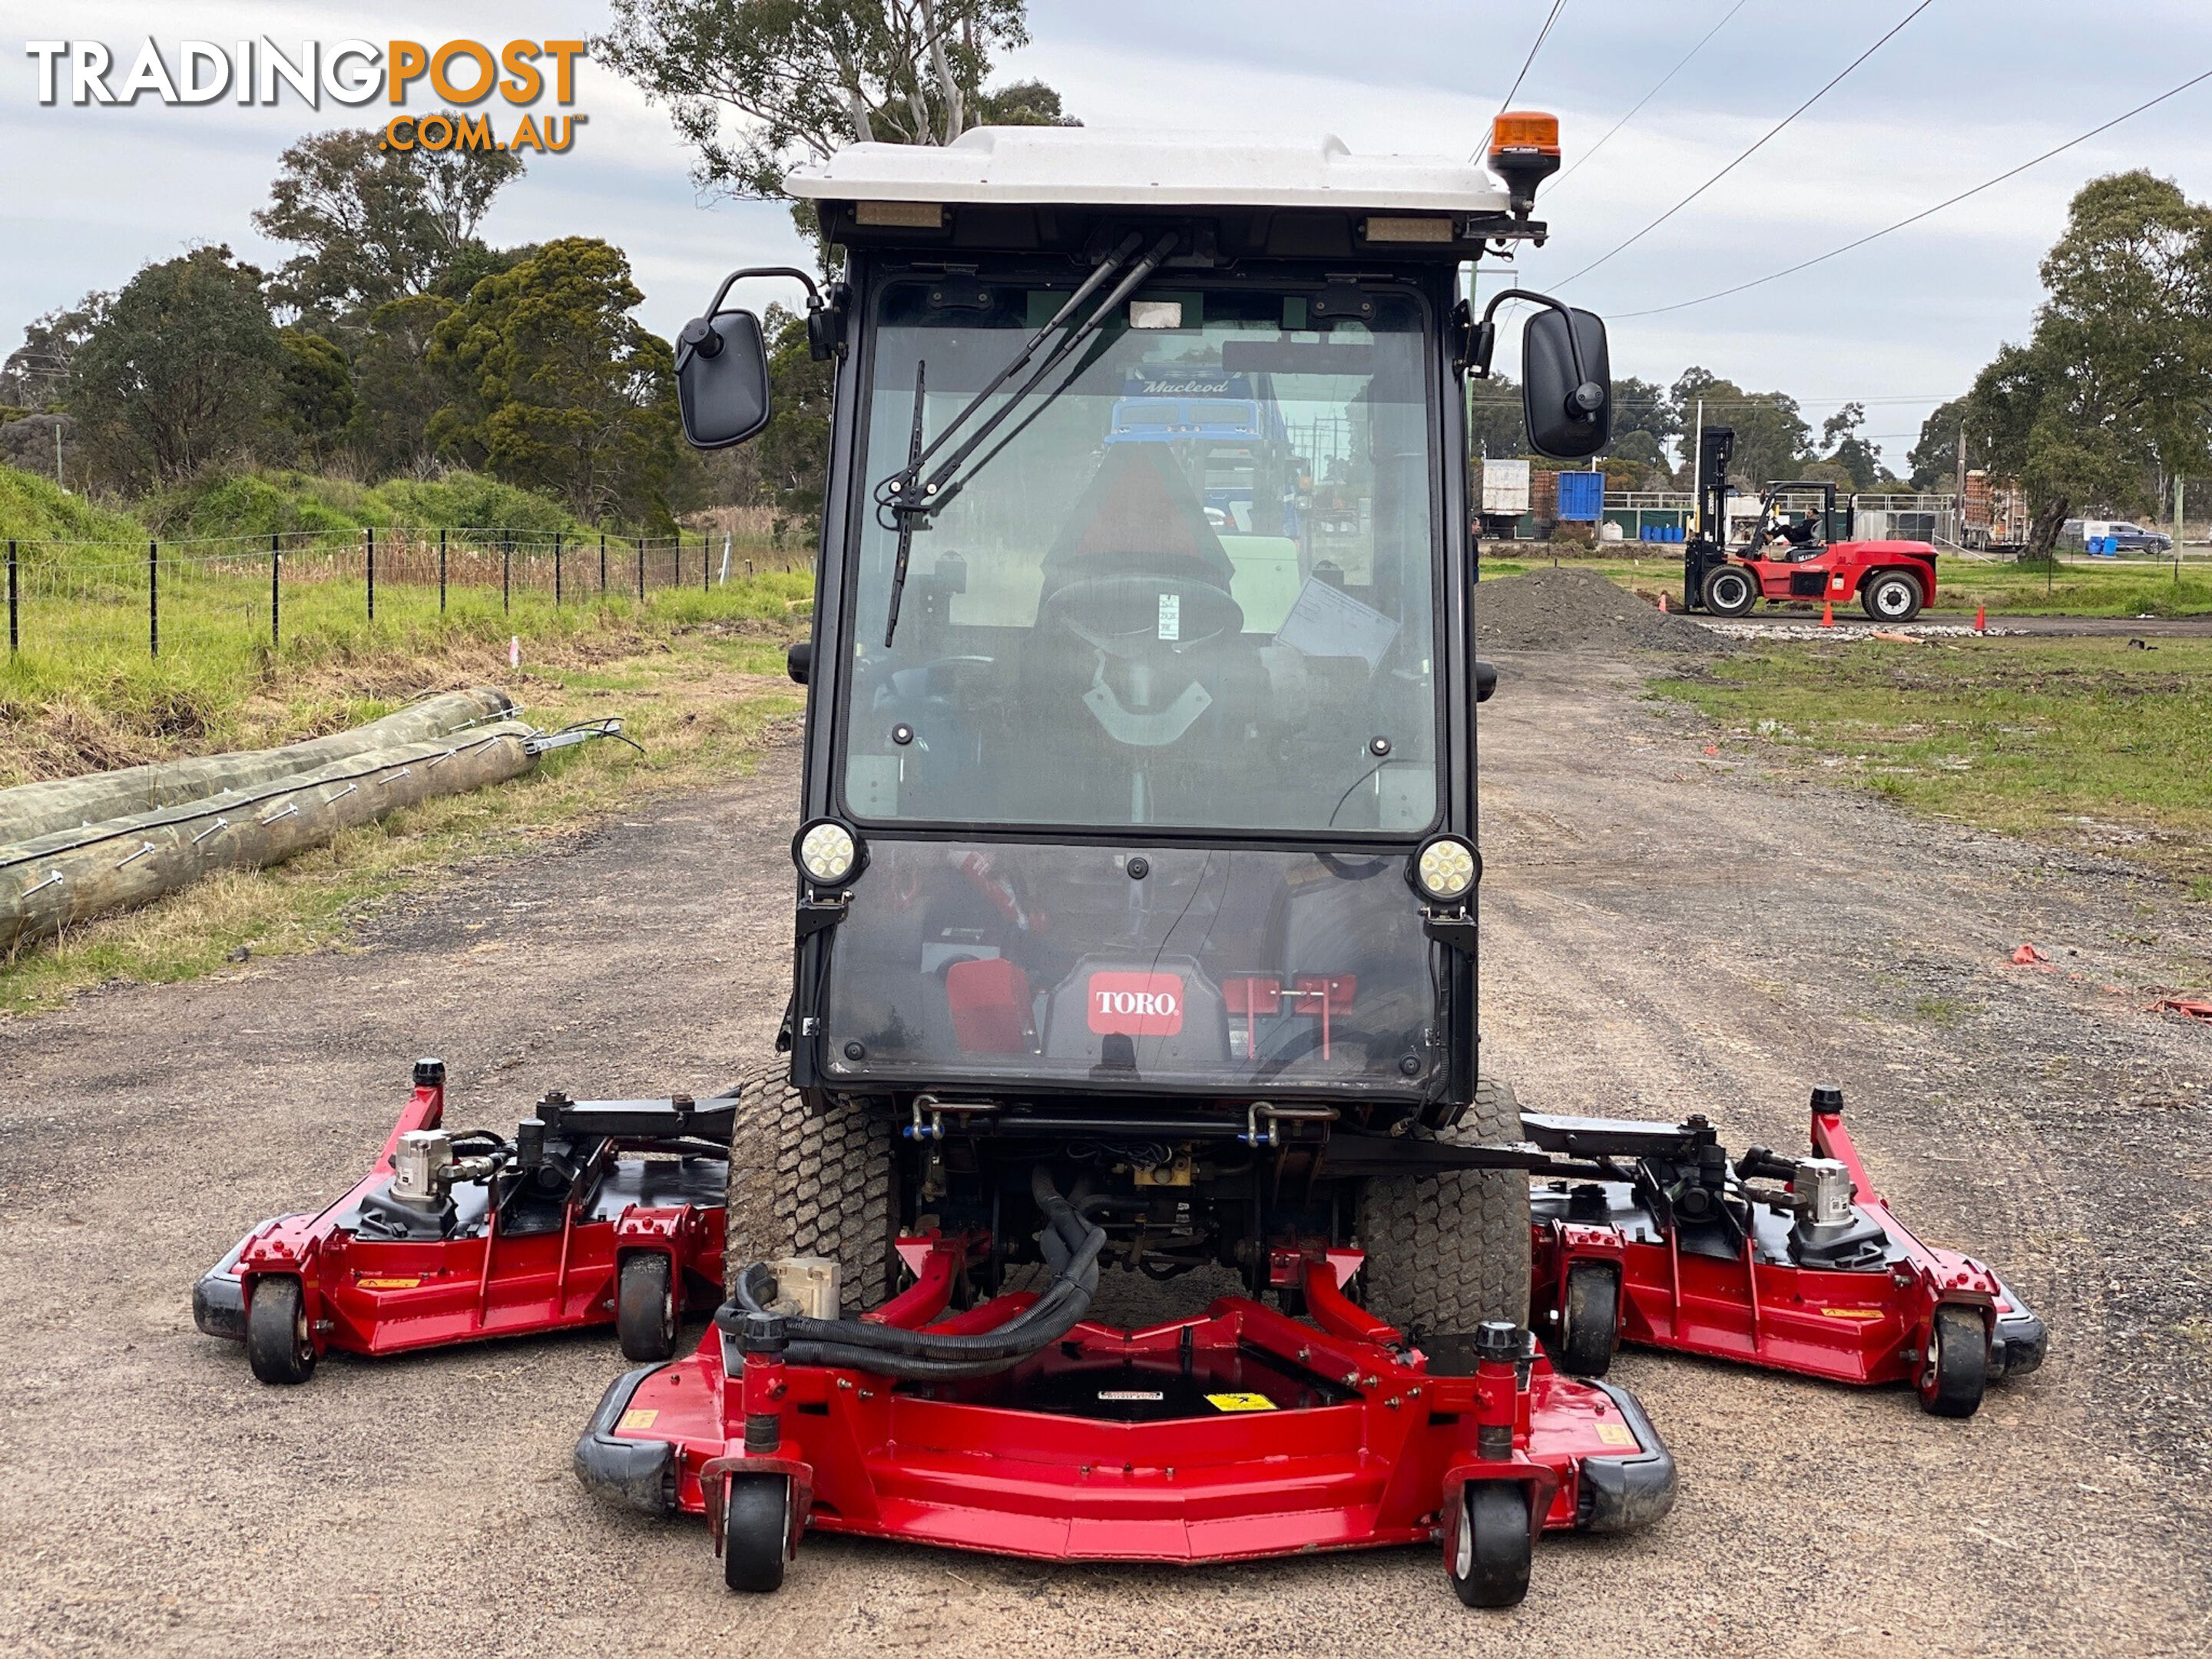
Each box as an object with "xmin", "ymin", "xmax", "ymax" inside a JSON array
[
  {"xmin": 195, "ymin": 1061, "xmax": 732, "ymax": 1382},
  {"xmin": 577, "ymin": 1241, "xmax": 1674, "ymax": 1604}
]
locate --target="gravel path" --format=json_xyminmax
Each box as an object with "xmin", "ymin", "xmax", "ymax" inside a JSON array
[{"xmin": 2, "ymin": 664, "xmax": 2207, "ymax": 1658}]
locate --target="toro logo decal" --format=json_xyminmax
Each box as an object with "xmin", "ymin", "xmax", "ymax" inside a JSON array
[{"xmin": 1088, "ymin": 972, "xmax": 1184, "ymax": 1037}]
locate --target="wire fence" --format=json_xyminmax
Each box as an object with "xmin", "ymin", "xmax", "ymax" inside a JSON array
[{"xmin": 1, "ymin": 526, "xmax": 811, "ymax": 667}]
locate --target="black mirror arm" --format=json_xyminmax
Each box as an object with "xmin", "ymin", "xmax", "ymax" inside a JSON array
[
  {"xmin": 705, "ymin": 265, "xmax": 823, "ymax": 316},
  {"xmin": 1479, "ymin": 286, "xmax": 1591, "ymax": 391}
]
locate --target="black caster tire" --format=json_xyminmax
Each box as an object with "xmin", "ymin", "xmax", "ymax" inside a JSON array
[
  {"xmin": 617, "ymin": 1253, "xmax": 679, "ymax": 1362},
  {"xmin": 246, "ymin": 1275, "xmax": 316, "ymax": 1385},
  {"xmin": 1557, "ymin": 1263, "xmax": 1618, "ymax": 1377},
  {"xmin": 722, "ymin": 1475, "xmax": 793, "ymax": 1593},
  {"xmin": 1448, "ymin": 1481, "xmax": 1533, "ymax": 1608},
  {"xmin": 1919, "ymin": 1303, "xmax": 1988, "ymax": 1419},
  {"xmin": 1861, "ymin": 570, "xmax": 1924, "ymax": 623},
  {"xmin": 1699, "ymin": 564, "xmax": 1759, "ymax": 618}
]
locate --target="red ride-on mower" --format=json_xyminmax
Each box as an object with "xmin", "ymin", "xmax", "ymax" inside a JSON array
[
  {"xmin": 1680, "ymin": 429, "xmax": 1938, "ymax": 623},
  {"xmin": 194, "ymin": 1060, "xmax": 731, "ymax": 1383},
  {"xmin": 574, "ymin": 118, "xmax": 1684, "ymax": 1611},
  {"xmin": 1524, "ymin": 1088, "xmax": 2046, "ymax": 1414}
]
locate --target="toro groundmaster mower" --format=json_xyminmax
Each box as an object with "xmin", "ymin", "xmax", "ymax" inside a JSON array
[
  {"xmin": 195, "ymin": 1062, "xmax": 730, "ymax": 1382},
  {"xmin": 1679, "ymin": 426, "xmax": 1939, "ymax": 621},
  {"xmin": 555, "ymin": 118, "xmax": 2040, "ymax": 1609}
]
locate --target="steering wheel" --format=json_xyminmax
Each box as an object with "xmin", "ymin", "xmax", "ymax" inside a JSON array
[{"xmin": 1038, "ymin": 569, "xmax": 1244, "ymax": 658}]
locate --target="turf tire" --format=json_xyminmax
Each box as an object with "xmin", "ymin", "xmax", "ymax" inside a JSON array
[
  {"xmin": 1358, "ymin": 1073, "xmax": 1530, "ymax": 1333},
  {"xmin": 616, "ymin": 1251, "xmax": 679, "ymax": 1362},
  {"xmin": 724, "ymin": 1064, "xmax": 897, "ymax": 1310},
  {"xmin": 245, "ymin": 1274, "xmax": 316, "ymax": 1386}
]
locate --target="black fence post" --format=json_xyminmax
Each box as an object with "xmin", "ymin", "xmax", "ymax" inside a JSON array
[
  {"xmin": 703, "ymin": 532, "xmax": 710, "ymax": 593},
  {"xmin": 148, "ymin": 538, "xmax": 158, "ymax": 659},
  {"xmin": 599, "ymin": 531, "xmax": 607, "ymax": 598},
  {"xmin": 439, "ymin": 527, "xmax": 448, "ymax": 614},
  {"xmin": 270, "ymin": 533, "xmax": 280, "ymax": 647},
  {"xmin": 6, "ymin": 539, "xmax": 16, "ymax": 657},
  {"xmin": 674, "ymin": 535, "xmax": 682, "ymax": 590},
  {"xmin": 366, "ymin": 525, "xmax": 376, "ymax": 621},
  {"xmin": 635, "ymin": 537, "xmax": 644, "ymax": 601},
  {"xmin": 502, "ymin": 532, "xmax": 512, "ymax": 614},
  {"xmin": 555, "ymin": 530, "xmax": 564, "ymax": 608}
]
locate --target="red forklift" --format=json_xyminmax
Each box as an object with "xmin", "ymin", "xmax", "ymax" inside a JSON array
[{"xmin": 1681, "ymin": 428, "xmax": 1938, "ymax": 621}]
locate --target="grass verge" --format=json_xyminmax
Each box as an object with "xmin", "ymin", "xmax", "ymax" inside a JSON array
[
  {"xmin": 0, "ymin": 618, "xmax": 806, "ymax": 1015},
  {"xmin": 1651, "ymin": 637, "xmax": 2212, "ymax": 888}
]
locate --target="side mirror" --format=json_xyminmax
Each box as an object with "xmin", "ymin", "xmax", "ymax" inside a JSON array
[
  {"xmin": 1520, "ymin": 305, "xmax": 1611, "ymax": 461},
  {"xmin": 675, "ymin": 310, "xmax": 770, "ymax": 449}
]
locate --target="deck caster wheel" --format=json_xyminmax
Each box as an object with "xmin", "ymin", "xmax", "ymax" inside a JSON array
[
  {"xmin": 1556, "ymin": 1263, "xmax": 1618, "ymax": 1377},
  {"xmin": 721, "ymin": 1475, "xmax": 793, "ymax": 1594},
  {"xmin": 1918, "ymin": 1304, "xmax": 1988, "ymax": 1419},
  {"xmin": 1447, "ymin": 1481, "xmax": 1532, "ymax": 1608},
  {"xmin": 245, "ymin": 1275, "xmax": 316, "ymax": 1386},
  {"xmin": 617, "ymin": 1253, "xmax": 679, "ymax": 1362}
]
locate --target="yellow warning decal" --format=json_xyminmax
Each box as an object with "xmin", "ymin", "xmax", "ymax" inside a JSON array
[
  {"xmin": 1206, "ymin": 1392, "xmax": 1277, "ymax": 1412},
  {"xmin": 1594, "ymin": 1421, "xmax": 1637, "ymax": 1449},
  {"xmin": 1820, "ymin": 1308, "xmax": 1886, "ymax": 1321},
  {"xmin": 617, "ymin": 1409, "xmax": 660, "ymax": 1432},
  {"xmin": 356, "ymin": 1277, "xmax": 422, "ymax": 1290}
]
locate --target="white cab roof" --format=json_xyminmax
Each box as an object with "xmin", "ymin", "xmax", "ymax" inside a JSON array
[{"xmin": 785, "ymin": 127, "xmax": 1511, "ymax": 214}]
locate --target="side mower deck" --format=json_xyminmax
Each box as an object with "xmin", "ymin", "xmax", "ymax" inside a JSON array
[
  {"xmin": 195, "ymin": 1061, "xmax": 731, "ymax": 1382},
  {"xmin": 577, "ymin": 1240, "xmax": 1674, "ymax": 1603}
]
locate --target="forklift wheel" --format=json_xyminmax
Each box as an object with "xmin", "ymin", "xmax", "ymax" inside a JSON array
[
  {"xmin": 1860, "ymin": 569, "xmax": 1924, "ymax": 623},
  {"xmin": 617, "ymin": 1253, "xmax": 679, "ymax": 1362},
  {"xmin": 1918, "ymin": 1304, "xmax": 1988, "ymax": 1419},
  {"xmin": 722, "ymin": 1474, "xmax": 793, "ymax": 1593},
  {"xmin": 245, "ymin": 1275, "xmax": 316, "ymax": 1386},
  {"xmin": 1556, "ymin": 1263, "xmax": 1619, "ymax": 1377},
  {"xmin": 1698, "ymin": 565, "xmax": 1758, "ymax": 618},
  {"xmin": 1448, "ymin": 1481, "xmax": 1533, "ymax": 1608}
]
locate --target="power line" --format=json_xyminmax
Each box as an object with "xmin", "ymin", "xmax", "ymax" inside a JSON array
[
  {"xmin": 1552, "ymin": 0, "xmax": 1937, "ymax": 287},
  {"xmin": 1613, "ymin": 64, "xmax": 2212, "ymax": 318},
  {"xmin": 1488, "ymin": 0, "xmax": 1569, "ymax": 136},
  {"xmin": 1550, "ymin": 0, "xmax": 1753, "ymax": 194}
]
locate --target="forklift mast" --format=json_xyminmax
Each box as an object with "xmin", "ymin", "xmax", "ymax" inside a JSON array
[{"xmin": 1684, "ymin": 426, "xmax": 1737, "ymax": 611}]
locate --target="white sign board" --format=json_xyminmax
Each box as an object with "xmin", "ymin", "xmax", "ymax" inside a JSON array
[{"xmin": 1480, "ymin": 459, "xmax": 1530, "ymax": 515}]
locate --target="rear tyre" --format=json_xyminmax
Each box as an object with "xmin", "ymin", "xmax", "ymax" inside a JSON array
[
  {"xmin": 1359, "ymin": 1074, "xmax": 1530, "ymax": 1332},
  {"xmin": 1861, "ymin": 570, "xmax": 1923, "ymax": 623},
  {"xmin": 245, "ymin": 1275, "xmax": 316, "ymax": 1386},
  {"xmin": 616, "ymin": 1252, "xmax": 678, "ymax": 1362},
  {"xmin": 1699, "ymin": 564, "xmax": 1759, "ymax": 618},
  {"xmin": 725, "ymin": 1065, "xmax": 897, "ymax": 1309},
  {"xmin": 1555, "ymin": 1263, "xmax": 1619, "ymax": 1377},
  {"xmin": 721, "ymin": 1474, "xmax": 793, "ymax": 1593},
  {"xmin": 1918, "ymin": 1304, "xmax": 1988, "ymax": 1419},
  {"xmin": 1448, "ymin": 1481, "xmax": 1534, "ymax": 1608}
]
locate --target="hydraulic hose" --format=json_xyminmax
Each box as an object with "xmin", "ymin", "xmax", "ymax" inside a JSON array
[{"xmin": 716, "ymin": 1166, "xmax": 1106, "ymax": 1378}]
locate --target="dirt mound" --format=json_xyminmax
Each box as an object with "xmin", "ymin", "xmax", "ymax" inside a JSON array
[{"xmin": 1475, "ymin": 566, "xmax": 1730, "ymax": 654}]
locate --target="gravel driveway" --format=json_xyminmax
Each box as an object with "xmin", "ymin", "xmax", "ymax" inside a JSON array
[{"xmin": 2, "ymin": 658, "xmax": 2206, "ymax": 1659}]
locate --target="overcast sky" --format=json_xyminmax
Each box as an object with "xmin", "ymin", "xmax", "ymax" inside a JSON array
[{"xmin": 4, "ymin": 1, "xmax": 2210, "ymax": 466}]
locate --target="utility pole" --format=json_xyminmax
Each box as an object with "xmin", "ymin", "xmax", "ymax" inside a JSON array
[
  {"xmin": 1955, "ymin": 424, "xmax": 1969, "ymax": 548},
  {"xmin": 2177, "ymin": 475, "xmax": 2187, "ymax": 586}
]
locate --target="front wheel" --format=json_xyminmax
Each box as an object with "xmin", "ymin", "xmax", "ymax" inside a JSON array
[
  {"xmin": 616, "ymin": 1252, "xmax": 679, "ymax": 1362},
  {"xmin": 245, "ymin": 1275, "xmax": 316, "ymax": 1385},
  {"xmin": 1918, "ymin": 1304, "xmax": 1988, "ymax": 1419},
  {"xmin": 722, "ymin": 1474, "xmax": 793, "ymax": 1593},
  {"xmin": 1699, "ymin": 564, "xmax": 1759, "ymax": 618},
  {"xmin": 1861, "ymin": 570, "xmax": 1923, "ymax": 622},
  {"xmin": 1447, "ymin": 1481, "xmax": 1534, "ymax": 1608}
]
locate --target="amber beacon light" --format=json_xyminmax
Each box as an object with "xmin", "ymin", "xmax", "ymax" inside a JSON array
[{"xmin": 1488, "ymin": 111, "xmax": 1561, "ymax": 216}]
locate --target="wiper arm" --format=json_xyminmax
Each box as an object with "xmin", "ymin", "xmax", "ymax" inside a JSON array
[
  {"xmin": 882, "ymin": 359, "xmax": 926, "ymax": 647},
  {"xmin": 876, "ymin": 231, "xmax": 1181, "ymax": 644}
]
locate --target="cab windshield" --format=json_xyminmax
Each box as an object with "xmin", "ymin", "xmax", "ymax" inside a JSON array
[{"xmin": 841, "ymin": 278, "xmax": 1440, "ymax": 835}]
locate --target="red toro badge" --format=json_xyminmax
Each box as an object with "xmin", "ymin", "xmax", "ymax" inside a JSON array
[{"xmin": 1087, "ymin": 972, "xmax": 1185, "ymax": 1036}]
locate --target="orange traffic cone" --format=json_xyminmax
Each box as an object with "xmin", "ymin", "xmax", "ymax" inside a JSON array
[
  {"xmin": 1975, "ymin": 604, "xmax": 1986, "ymax": 633},
  {"xmin": 1658, "ymin": 591, "xmax": 1669, "ymax": 613},
  {"xmin": 1820, "ymin": 600, "xmax": 1834, "ymax": 628}
]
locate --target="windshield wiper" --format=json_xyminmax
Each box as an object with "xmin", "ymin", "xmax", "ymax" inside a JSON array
[{"xmin": 878, "ymin": 230, "xmax": 1178, "ymax": 646}]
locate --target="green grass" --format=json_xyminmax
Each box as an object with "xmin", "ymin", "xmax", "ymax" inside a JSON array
[
  {"xmin": 0, "ymin": 465, "xmax": 147, "ymax": 544},
  {"xmin": 1653, "ymin": 637, "xmax": 2212, "ymax": 886},
  {"xmin": 143, "ymin": 467, "xmax": 585, "ymax": 541}
]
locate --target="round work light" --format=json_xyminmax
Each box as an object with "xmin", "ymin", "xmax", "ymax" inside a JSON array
[
  {"xmin": 1409, "ymin": 834, "xmax": 1479, "ymax": 904},
  {"xmin": 793, "ymin": 819, "xmax": 863, "ymax": 887}
]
